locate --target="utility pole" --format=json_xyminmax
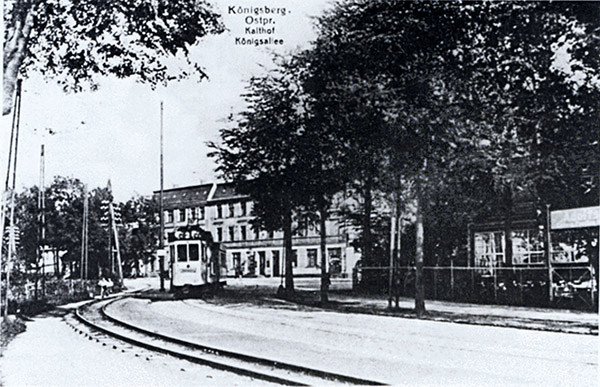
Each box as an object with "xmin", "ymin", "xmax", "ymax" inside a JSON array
[
  {"xmin": 546, "ymin": 204, "xmax": 553, "ymax": 302},
  {"xmin": 80, "ymin": 185, "xmax": 89, "ymax": 279},
  {"xmin": 388, "ymin": 202, "xmax": 397, "ymax": 309},
  {"xmin": 3, "ymin": 79, "xmax": 22, "ymax": 322},
  {"xmin": 105, "ymin": 180, "xmax": 122, "ymax": 285},
  {"xmin": 36, "ymin": 144, "xmax": 46, "ymax": 299},
  {"xmin": 109, "ymin": 202, "xmax": 123, "ymax": 286},
  {"xmin": 159, "ymin": 101, "xmax": 165, "ymax": 292},
  {"xmin": 40, "ymin": 144, "xmax": 46, "ymax": 297}
]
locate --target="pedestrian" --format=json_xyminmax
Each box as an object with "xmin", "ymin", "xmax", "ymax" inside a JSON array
[{"xmin": 99, "ymin": 274, "xmax": 114, "ymax": 299}]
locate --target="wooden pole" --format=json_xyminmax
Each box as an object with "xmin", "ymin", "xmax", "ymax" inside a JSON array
[
  {"xmin": 4, "ymin": 79, "xmax": 22, "ymax": 322},
  {"xmin": 546, "ymin": 204, "xmax": 553, "ymax": 302},
  {"xmin": 80, "ymin": 185, "xmax": 87, "ymax": 279},
  {"xmin": 159, "ymin": 101, "xmax": 165, "ymax": 291},
  {"xmin": 388, "ymin": 202, "xmax": 396, "ymax": 308},
  {"xmin": 109, "ymin": 203, "xmax": 123, "ymax": 286},
  {"xmin": 414, "ymin": 195, "xmax": 426, "ymax": 316}
]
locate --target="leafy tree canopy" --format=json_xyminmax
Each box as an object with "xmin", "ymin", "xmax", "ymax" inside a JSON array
[{"xmin": 3, "ymin": 0, "xmax": 224, "ymax": 114}]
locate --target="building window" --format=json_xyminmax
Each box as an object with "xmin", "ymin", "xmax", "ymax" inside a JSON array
[
  {"xmin": 217, "ymin": 205, "xmax": 223, "ymax": 219},
  {"xmin": 292, "ymin": 249, "xmax": 298, "ymax": 267},
  {"xmin": 229, "ymin": 226, "xmax": 235, "ymax": 241},
  {"xmin": 474, "ymin": 232, "xmax": 505, "ymax": 270},
  {"xmin": 268, "ymin": 231, "xmax": 274, "ymax": 239},
  {"xmin": 165, "ymin": 210, "xmax": 173, "ymax": 224},
  {"xmin": 551, "ymin": 229, "xmax": 595, "ymax": 264},
  {"xmin": 229, "ymin": 203, "xmax": 235, "ymax": 218},
  {"xmin": 512, "ymin": 230, "xmax": 545, "ymax": 265},
  {"xmin": 240, "ymin": 201, "xmax": 246, "ymax": 216},
  {"xmin": 307, "ymin": 249, "xmax": 318, "ymax": 267},
  {"xmin": 241, "ymin": 226, "xmax": 246, "ymax": 241},
  {"xmin": 195, "ymin": 207, "xmax": 204, "ymax": 220},
  {"xmin": 216, "ymin": 227, "xmax": 222, "ymax": 242},
  {"xmin": 255, "ymin": 228, "xmax": 260, "ymax": 240}
]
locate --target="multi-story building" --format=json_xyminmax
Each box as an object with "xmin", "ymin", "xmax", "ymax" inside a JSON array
[{"xmin": 154, "ymin": 182, "xmax": 360, "ymax": 278}]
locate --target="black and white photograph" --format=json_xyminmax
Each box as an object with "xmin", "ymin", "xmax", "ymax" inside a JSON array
[{"xmin": 1, "ymin": 1, "xmax": 598, "ymax": 385}]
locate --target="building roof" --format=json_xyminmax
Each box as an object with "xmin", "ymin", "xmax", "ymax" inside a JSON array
[
  {"xmin": 152, "ymin": 181, "xmax": 251, "ymax": 209},
  {"xmin": 152, "ymin": 183, "xmax": 214, "ymax": 210},
  {"xmin": 209, "ymin": 181, "xmax": 248, "ymax": 203}
]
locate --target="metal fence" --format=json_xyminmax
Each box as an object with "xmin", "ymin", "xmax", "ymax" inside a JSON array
[{"xmin": 354, "ymin": 265, "xmax": 598, "ymax": 310}]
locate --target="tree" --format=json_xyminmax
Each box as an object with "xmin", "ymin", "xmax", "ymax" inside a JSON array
[
  {"xmin": 120, "ymin": 195, "xmax": 158, "ymax": 277},
  {"xmin": 305, "ymin": 0, "xmax": 600, "ymax": 315},
  {"xmin": 209, "ymin": 65, "xmax": 309, "ymax": 298},
  {"xmin": 3, "ymin": 0, "xmax": 224, "ymax": 115}
]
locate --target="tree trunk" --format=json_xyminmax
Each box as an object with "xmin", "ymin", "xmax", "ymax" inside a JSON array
[
  {"xmin": 54, "ymin": 248, "xmax": 60, "ymax": 278},
  {"xmin": 414, "ymin": 194, "xmax": 426, "ymax": 316},
  {"xmin": 3, "ymin": 3, "xmax": 34, "ymax": 116},
  {"xmin": 362, "ymin": 173, "xmax": 373, "ymax": 266},
  {"xmin": 283, "ymin": 202, "xmax": 294, "ymax": 297},
  {"xmin": 319, "ymin": 201, "xmax": 328, "ymax": 305}
]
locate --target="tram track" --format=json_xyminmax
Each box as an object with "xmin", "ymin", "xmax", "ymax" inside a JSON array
[{"xmin": 73, "ymin": 295, "xmax": 387, "ymax": 386}]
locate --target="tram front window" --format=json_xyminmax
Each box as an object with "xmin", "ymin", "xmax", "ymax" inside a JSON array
[
  {"xmin": 189, "ymin": 244, "xmax": 200, "ymax": 261},
  {"xmin": 177, "ymin": 244, "xmax": 188, "ymax": 262}
]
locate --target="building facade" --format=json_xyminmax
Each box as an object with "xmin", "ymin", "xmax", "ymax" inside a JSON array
[{"xmin": 154, "ymin": 182, "xmax": 360, "ymax": 278}]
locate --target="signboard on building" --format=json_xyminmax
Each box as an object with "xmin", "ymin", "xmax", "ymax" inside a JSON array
[{"xmin": 551, "ymin": 206, "xmax": 600, "ymax": 230}]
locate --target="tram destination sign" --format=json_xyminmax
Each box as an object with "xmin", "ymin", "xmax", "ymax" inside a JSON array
[
  {"xmin": 167, "ymin": 225, "xmax": 210, "ymax": 243},
  {"xmin": 551, "ymin": 206, "xmax": 600, "ymax": 230}
]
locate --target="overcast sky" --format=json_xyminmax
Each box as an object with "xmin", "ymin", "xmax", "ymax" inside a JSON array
[{"xmin": 0, "ymin": 0, "xmax": 332, "ymax": 201}]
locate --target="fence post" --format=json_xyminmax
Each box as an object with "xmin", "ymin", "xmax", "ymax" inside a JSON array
[
  {"xmin": 433, "ymin": 267, "xmax": 437, "ymax": 300},
  {"xmin": 471, "ymin": 268, "xmax": 475, "ymax": 301},
  {"xmin": 450, "ymin": 260, "xmax": 454, "ymax": 301},
  {"xmin": 519, "ymin": 268, "xmax": 524, "ymax": 305}
]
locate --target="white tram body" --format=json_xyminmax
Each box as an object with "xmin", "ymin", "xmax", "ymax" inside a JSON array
[{"xmin": 168, "ymin": 226, "xmax": 226, "ymax": 293}]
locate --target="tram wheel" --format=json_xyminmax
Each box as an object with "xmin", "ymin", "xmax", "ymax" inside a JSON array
[{"xmin": 181, "ymin": 285, "xmax": 192, "ymax": 297}]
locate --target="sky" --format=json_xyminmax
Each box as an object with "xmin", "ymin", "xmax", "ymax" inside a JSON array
[{"xmin": 0, "ymin": 0, "xmax": 333, "ymax": 202}]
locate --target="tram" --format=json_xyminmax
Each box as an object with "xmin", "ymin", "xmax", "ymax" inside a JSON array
[{"xmin": 167, "ymin": 225, "xmax": 226, "ymax": 296}]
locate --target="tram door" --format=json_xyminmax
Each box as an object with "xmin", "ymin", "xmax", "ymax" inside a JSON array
[
  {"xmin": 259, "ymin": 251, "xmax": 266, "ymax": 276},
  {"xmin": 272, "ymin": 251, "xmax": 280, "ymax": 277},
  {"xmin": 199, "ymin": 242, "xmax": 208, "ymax": 283}
]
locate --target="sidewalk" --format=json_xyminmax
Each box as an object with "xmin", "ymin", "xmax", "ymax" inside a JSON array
[
  {"xmin": 224, "ymin": 277, "xmax": 598, "ymax": 335},
  {"xmin": 318, "ymin": 293, "xmax": 599, "ymax": 334}
]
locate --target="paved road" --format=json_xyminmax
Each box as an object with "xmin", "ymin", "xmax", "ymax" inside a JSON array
[{"xmin": 108, "ymin": 296, "xmax": 598, "ymax": 386}]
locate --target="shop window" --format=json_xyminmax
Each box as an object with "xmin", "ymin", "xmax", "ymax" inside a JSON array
[
  {"xmin": 328, "ymin": 248, "xmax": 342, "ymax": 275},
  {"xmin": 551, "ymin": 229, "xmax": 597, "ymax": 264},
  {"xmin": 512, "ymin": 230, "xmax": 545, "ymax": 265},
  {"xmin": 233, "ymin": 252, "xmax": 242, "ymax": 277},
  {"xmin": 307, "ymin": 249, "xmax": 318, "ymax": 267},
  {"xmin": 474, "ymin": 232, "xmax": 505, "ymax": 270}
]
